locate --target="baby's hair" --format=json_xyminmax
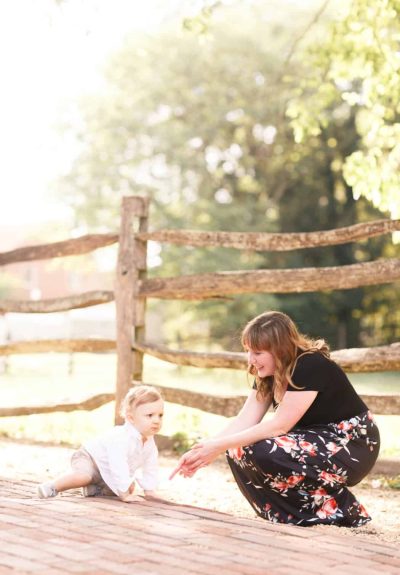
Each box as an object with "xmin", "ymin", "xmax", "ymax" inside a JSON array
[{"xmin": 120, "ymin": 385, "xmax": 163, "ymax": 419}]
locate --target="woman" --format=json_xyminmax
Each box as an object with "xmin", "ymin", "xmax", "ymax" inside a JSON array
[{"xmin": 170, "ymin": 311, "xmax": 380, "ymax": 527}]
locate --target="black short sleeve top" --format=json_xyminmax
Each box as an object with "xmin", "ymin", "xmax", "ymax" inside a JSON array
[{"xmin": 287, "ymin": 352, "xmax": 368, "ymax": 425}]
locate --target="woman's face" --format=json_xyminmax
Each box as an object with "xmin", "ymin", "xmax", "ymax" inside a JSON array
[{"xmin": 246, "ymin": 348, "xmax": 276, "ymax": 378}]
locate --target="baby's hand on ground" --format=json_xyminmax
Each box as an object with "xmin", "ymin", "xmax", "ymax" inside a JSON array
[{"xmin": 120, "ymin": 494, "xmax": 142, "ymax": 503}]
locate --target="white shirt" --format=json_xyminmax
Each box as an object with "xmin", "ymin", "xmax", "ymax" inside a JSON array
[{"xmin": 83, "ymin": 421, "xmax": 158, "ymax": 496}]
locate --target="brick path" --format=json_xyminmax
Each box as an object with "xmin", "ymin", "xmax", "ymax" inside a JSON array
[{"xmin": 0, "ymin": 478, "xmax": 400, "ymax": 575}]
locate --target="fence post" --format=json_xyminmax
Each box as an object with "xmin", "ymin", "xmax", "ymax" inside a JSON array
[{"xmin": 115, "ymin": 196, "xmax": 149, "ymax": 424}]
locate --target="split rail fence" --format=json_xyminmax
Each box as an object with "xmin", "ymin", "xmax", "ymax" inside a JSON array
[{"xmin": 1, "ymin": 196, "xmax": 400, "ymax": 431}]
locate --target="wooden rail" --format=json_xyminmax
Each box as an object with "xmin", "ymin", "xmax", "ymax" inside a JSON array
[
  {"xmin": 133, "ymin": 341, "xmax": 400, "ymax": 373},
  {"xmin": 139, "ymin": 259, "xmax": 400, "ymax": 300},
  {"xmin": 0, "ymin": 339, "xmax": 115, "ymax": 355},
  {"xmin": 0, "ymin": 393, "xmax": 114, "ymax": 417},
  {"xmin": 137, "ymin": 219, "xmax": 400, "ymax": 251},
  {"xmin": 1, "ymin": 384, "xmax": 399, "ymax": 417},
  {"xmin": 2, "ymin": 339, "xmax": 399, "ymax": 373},
  {"xmin": 1, "ymin": 220, "xmax": 397, "ymax": 268},
  {"xmin": 147, "ymin": 383, "xmax": 400, "ymax": 417},
  {"xmin": 0, "ymin": 233, "xmax": 118, "ymax": 266},
  {"xmin": 0, "ymin": 291, "xmax": 114, "ymax": 314},
  {"xmin": 4, "ymin": 259, "xmax": 399, "ymax": 311},
  {"xmin": 0, "ymin": 198, "xmax": 399, "ymax": 422}
]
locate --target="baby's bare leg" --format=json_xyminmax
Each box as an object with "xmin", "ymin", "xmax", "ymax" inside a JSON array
[{"xmin": 53, "ymin": 471, "xmax": 92, "ymax": 493}]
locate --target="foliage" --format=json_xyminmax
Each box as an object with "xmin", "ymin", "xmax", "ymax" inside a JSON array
[
  {"xmin": 171, "ymin": 431, "xmax": 196, "ymax": 454},
  {"xmin": 387, "ymin": 476, "xmax": 400, "ymax": 489},
  {"xmin": 287, "ymin": 0, "xmax": 400, "ymax": 218},
  {"xmin": 0, "ymin": 272, "xmax": 23, "ymax": 299},
  {"xmin": 56, "ymin": 1, "xmax": 399, "ymax": 348},
  {"xmin": 182, "ymin": 0, "xmax": 222, "ymax": 35}
]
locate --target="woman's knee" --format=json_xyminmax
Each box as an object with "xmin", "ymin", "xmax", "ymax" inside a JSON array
[{"xmin": 246, "ymin": 440, "xmax": 276, "ymax": 469}]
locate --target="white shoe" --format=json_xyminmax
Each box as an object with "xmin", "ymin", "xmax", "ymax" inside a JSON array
[{"xmin": 37, "ymin": 483, "xmax": 58, "ymax": 498}]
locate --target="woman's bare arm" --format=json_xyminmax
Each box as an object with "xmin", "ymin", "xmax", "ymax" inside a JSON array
[
  {"xmin": 214, "ymin": 389, "xmax": 272, "ymax": 438},
  {"xmin": 170, "ymin": 390, "xmax": 317, "ymax": 478}
]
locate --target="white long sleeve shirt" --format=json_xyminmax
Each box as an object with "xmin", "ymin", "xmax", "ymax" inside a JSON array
[{"xmin": 83, "ymin": 421, "xmax": 158, "ymax": 496}]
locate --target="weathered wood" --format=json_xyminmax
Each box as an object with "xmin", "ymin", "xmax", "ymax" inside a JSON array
[
  {"xmin": 0, "ymin": 233, "xmax": 118, "ymax": 266},
  {"xmin": 2, "ymin": 219, "xmax": 397, "ymax": 268},
  {"xmin": 132, "ymin": 200, "xmax": 149, "ymax": 385},
  {"xmin": 1, "ymin": 336, "xmax": 398, "ymax": 374},
  {"xmin": 139, "ymin": 258, "xmax": 400, "ymax": 299},
  {"xmin": 0, "ymin": 339, "xmax": 115, "ymax": 355},
  {"xmin": 134, "ymin": 342, "xmax": 246, "ymax": 369},
  {"xmin": 132, "ymin": 382, "xmax": 400, "ymax": 416},
  {"xmin": 1, "ymin": 386, "xmax": 399, "ymax": 418},
  {"xmin": 0, "ymin": 197, "xmax": 398, "ymax": 422},
  {"xmin": 133, "ymin": 342, "xmax": 400, "ymax": 373},
  {"xmin": 0, "ymin": 393, "xmax": 114, "ymax": 417},
  {"xmin": 138, "ymin": 219, "xmax": 400, "ymax": 251},
  {"xmin": 132, "ymin": 381, "xmax": 248, "ymax": 417},
  {"xmin": 115, "ymin": 198, "xmax": 138, "ymax": 423},
  {"xmin": 115, "ymin": 196, "xmax": 149, "ymax": 424},
  {"xmin": 361, "ymin": 394, "xmax": 400, "ymax": 416},
  {"xmin": 0, "ymin": 290, "xmax": 114, "ymax": 314},
  {"xmin": 331, "ymin": 343, "xmax": 400, "ymax": 373}
]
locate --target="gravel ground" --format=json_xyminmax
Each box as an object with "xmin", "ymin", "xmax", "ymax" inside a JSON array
[
  {"xmin": 1, "ymin": 438, "xmax": 398, "ymax": 543},
  {"xmin": 159, "ymin": 453, "xmax": 400, "ymax": 544}
]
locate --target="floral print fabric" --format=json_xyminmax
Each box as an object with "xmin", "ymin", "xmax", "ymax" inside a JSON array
[{"xmin": 227, "ymin": 410, "xmax": 380, "ymax": 527}]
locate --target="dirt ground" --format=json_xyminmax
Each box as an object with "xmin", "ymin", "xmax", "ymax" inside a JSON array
[
  {"xmin": 158, "ymin": 452, "xmax": 400, "ymax": 544},
  {"xmin": 1, "ymin": 438, "xmax": 399, "ymax": 544}
]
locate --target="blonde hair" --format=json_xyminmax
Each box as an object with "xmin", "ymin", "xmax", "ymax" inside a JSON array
[
  {"xmin": 241, "ymin": 311, "xmax": 329, "ymax": 401},
  {"xmin": 120, "ymin": 385, "xmax": 163, "ymax": 419}
]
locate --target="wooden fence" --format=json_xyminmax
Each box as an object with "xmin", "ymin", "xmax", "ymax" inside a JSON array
[{"xmin": 1, "ymin": 195, "xmax": 400, "ymax": 429}]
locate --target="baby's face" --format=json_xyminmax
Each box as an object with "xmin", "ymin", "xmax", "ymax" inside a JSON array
[{"xmin": 128, "ymin": 399, "xmax": 164, "ymax": 438}]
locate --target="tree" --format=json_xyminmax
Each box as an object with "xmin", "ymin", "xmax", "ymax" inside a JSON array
[
  {"xmin": 57, "ymin": 2, "xmax": 398, "ymax": 349},
  {"xmin": 287, "ymin": 0, "xmax": 400, "ymax": 219}
]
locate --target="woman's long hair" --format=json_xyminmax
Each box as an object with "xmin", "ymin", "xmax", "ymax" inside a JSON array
[{"xmin": 241, "ymin": 311, "xmax": 330, "ymax": 401}]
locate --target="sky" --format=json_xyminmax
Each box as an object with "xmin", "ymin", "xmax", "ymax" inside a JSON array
[
  {"xmin": 0, "ymin": 0, "xmax": 322, "ymax": 229},
  {"xmin": 0, "ymin": 0, "xmax": 184, "ymax": 227}
]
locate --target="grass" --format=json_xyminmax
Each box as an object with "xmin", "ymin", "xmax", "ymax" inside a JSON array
[{"xmin": 0, "ymin": 353, "xmax": 399, "ymax": 457}]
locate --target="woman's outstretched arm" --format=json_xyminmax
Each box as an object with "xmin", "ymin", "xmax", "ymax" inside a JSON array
[
  {"xmin": 170, "ymin": 389, "xmax": 269, "ymax": 479},
  {"xmin": 170, "ymin": 390, "xmax": 317, "ymax": 479},
  {"xmin": 215, "ymin": 388, "xmax": 272, "ymax": 437}
]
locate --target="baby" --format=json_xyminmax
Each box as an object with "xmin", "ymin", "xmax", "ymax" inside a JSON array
[{"xmin": 37, "ymin": 385, "xmax": 164, "ymax": 502}]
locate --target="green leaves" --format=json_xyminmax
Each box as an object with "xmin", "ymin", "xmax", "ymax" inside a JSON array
[
  {"xmin": 287, "ymin": 0, "xmax": 400, "ymax": 217},
  {"xmin": 56, "ymin": 1, "xmax": 399, "ymax": 349}
]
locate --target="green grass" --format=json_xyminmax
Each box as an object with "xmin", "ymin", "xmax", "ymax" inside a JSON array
[{"xmin": 0, "ymin": 353, "xmax": 399, "ymax": 458}]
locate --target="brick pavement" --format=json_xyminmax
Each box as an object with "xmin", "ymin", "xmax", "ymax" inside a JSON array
[{"xmin": 0, "ymin": 477, "xmax": 399, "ymax": 575}]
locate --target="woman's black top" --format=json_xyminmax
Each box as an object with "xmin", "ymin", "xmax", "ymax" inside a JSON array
[{"xmin": 287, "ymin": 352, "xmax": 369, "ymax": 426}]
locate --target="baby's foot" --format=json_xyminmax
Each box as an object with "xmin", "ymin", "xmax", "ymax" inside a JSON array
[{"xmin": 37, "ymin": 482, "xmax": 58, "ymax": 498}]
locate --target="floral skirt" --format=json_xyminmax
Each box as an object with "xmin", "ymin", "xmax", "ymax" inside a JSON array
[{"xmin": 226, "ymin": 410, "xmax": 380, "ymax": 527}]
